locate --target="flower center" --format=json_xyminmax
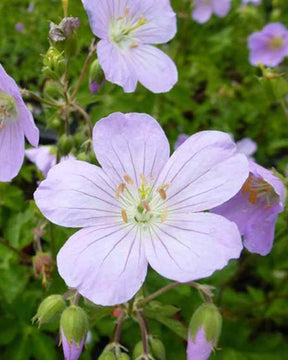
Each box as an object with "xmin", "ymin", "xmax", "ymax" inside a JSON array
[
  {"xmin": 269, "ymin": 36, "xmax": 284, "ymax": 50},
  {"xmin": 109, "ymin": 7, "xmax": 147, "ymax": 51},
  {"xmin": 0, "ymin": 91, "xmax": 18, "ymax": 130},
  {"xmin": 115, "ymin": 173, "xmax": 169, "ymax": 228},
  {"xmin": 241, "ymin": 174, "xmax": 279, "ymax": 209}
]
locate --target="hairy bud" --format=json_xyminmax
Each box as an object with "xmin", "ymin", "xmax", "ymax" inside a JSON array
[{"xmin": 32, "ymin": 294, "xmax": 66, "ymax": 326}]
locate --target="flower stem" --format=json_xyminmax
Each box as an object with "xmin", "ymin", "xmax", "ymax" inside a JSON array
[
  {"xmin": 0, "ymin": 237, "xmax": 31, "ymax": 262},
  {"xmin": 136, "ymin": 310, "xmax": 149, "ymax": 355},
  {"xmin": 114, "ymin": 309, "xmax": 126, "ymax": 344},
  {"xmin": 71, "ymin": 39, "xmax": 97, "ymax": 100},
  {"xmin": 72, "ymin": 102, "xmax": 93, "ymax": 139},
  {"xmin": 21, "ymin": 89, "xmax": 60, "ymax": 108}
]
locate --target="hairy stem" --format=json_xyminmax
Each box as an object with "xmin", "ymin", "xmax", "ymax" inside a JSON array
[
  {"xmin": 72, "ymin": 102, "xmax": 93, "ymax": 139},
  {"xmin": 114, "ymin": 309, "xmax": 126, "ymax": 344},
  {"xmin": 136, "ymin": 310, "xmax": 149, "ymax": 355}
]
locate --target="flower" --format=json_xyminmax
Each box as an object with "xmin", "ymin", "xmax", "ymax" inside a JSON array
[
  {"xmin": 25, "ymin": 146, "xmax": 75, "ymax": 178},
  {"xmin": 62, "ymin": 333, "xmax": 84, "ymax": 360},
  {"xmin": 0, "ymin": 63, "xmax": 39, "ymax": 182},
  {"xmin": 15, "ymin": 22, "xmax": 25, "ymax": 33},
  {"xmin": 192, "ymin": 0, "xmax": 231, "ymax": 24},
  {"xmin": 174, "ymin": 133, "xmax": 189, "ymax": 150},
  {"xmin": 248, "ymin": 23, "xmax": 288, "ymax": 67},
  {"xmin": 35, "ymin": 112, "xmax": 249, "ymax": 306},
  {"xmin": 81, "ymin": 0, "xmax": 178, "ymax": 93},
  {"xmin": 187, "ymin": 328, "xmax": 213, "ymax": 360},
  {"xmin": 213, "ymin": 160, "xmax": 285, "ymax": 255}
]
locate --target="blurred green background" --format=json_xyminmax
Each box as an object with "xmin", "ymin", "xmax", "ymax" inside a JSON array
[{"xmin": 0, "ymin": 0, "xmax": 288, "ymax": 359}]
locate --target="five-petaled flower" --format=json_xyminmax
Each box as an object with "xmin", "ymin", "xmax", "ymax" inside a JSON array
[
  {"xmin": 248, "ymin": 23, "xmax": 288, "ymax": 67},
  {"xmin": 192, "ymin": 0, "xmax": 231, "ymax": 24},
  {"xmin": 82, "ymin": 0, "xmax": 178, "ymax": 93},
  {"xmin": 0, "ymin": 63, "xmax": 39, "ymax": 182},
  {"xmin": 35, "ymin": 112, "xmax": 249, "ymax": 306},
  {"xmin": 213, "ymin": 159, "xmax": 285, "ymax": 256}
]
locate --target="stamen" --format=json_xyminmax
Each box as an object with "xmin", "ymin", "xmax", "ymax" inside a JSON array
[
  {"xmin": 121, "ymin": 209, "xmax": 128, "ymax": 223},
  {"xmin": 115, "ymin": 183, "xmax": 126, "ymax": 199},
  {"xmin": 142, "ymin": 200, "xmax": 151, "ymax": 212},
  {"xmin": 161, "ymin": 209, "xmax": 168, "ymax": 223},
  {"xmin": 130, "ymin": 43, "xmax": 139, "ymax": 48},
  {"xmin": 158, "ymin": 188, "xmax": 167, "ymax": 200},
  {"xmin": 124, "ymin": 174, "xmax": 134, "ymax": 185},
  {"xmin": 116, "ymin": 6, "xmax": 130, "ymax": 20}
]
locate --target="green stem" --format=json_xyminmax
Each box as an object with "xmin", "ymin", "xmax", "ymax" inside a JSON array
[
  {"xmin": 0, "ymin": 237, "xmax": 31, "ymax": 262},
  {"xmin": 71, "ymin": 39, "xmax": 97, "ymax": 100},
  {"xmin": 72, "ymin": 102, "xmax": 93, "ymax": 139},
  {"xmin": 21, "ymin": 89, "xmax": 60, "ymax": 108},
  {"xmin": 136, "ymin": 310, "xmax": 149, "ymax": 356}
]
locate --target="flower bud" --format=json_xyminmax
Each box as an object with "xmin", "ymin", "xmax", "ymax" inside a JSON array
[
  {"xmin": 187, "ymin": 304, "xmax": 222, "ymax": 360},
  {"xmin": 118, "ymin": 354, "xmax": 131, "ymax": 360},
  {"xmin": 60, "ymin": 306, "xmax": 89, "ymax": 346},
  {"xmin": 42, "ymin": 47, "xmax": 66, "ymax": 80},
  {"xmin": 89, "ymin": 59, "xmax": 105, "ymax": 94},
  {"xmin": 133, "ymin": 341, "xmax": 144, "ymax": 359},
  {"xmin": 148, "ymin": 337, "xmax": 166, "ymax": 360},
  {"xmin": 32, "ymin": 295, "xmax": 66, "ymax": 326},
  {"xmin": 98, "ymin": 352, "xmax": 117, "ymax": 360},
  {"xmin": 58, "ymin": 134, "xmax": 74, "ymax": 156}
]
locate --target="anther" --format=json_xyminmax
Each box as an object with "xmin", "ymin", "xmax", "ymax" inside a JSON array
[
  {"xmin": 124, "ymin": 174, "xmax": 134, "ymax": 185},
  {"xmin": 142, "ymin": 200, "xmax": 151, "ymax": 212},
  {"xmin": 121, "ymin": 209, "xmax": 128, "ymax": 223},
  {"xmin": 130, "ymin": 43, "xmax": 139, "ymax": 48},
  {"xmin": 115, "ymin": 183, "xmax": 126, "ymax": 199}
]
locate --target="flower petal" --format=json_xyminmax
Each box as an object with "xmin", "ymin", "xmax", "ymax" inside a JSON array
[
  {"xmin": 57, "ymin": 224, "xmax": 148, "ymax": 305},
  {"xmin": 192, "ymin": 2, "xmax": 213, "ymax": 24},
  {"xmin": 97, "ymin": 40, "xmax": 138, "ymax": 93},
  {"xmin": 0, "ymin": 122, "xmax": 24, "ymax": 182},
  {"xmin": 156, "ymin": 131, "xmax": 249, "ymax": 212},
  {"xmin": 25, "ymin": 146, "xmax": 56, "ymax": 177},
  {"xmin": 81, "ymin": 0, "xmax": 111, "ymax": 39},
  {"xmin": 130, "ymin": 45, "xmax": 178, "ymax": 93},
  {"xmin": 236, "ymin": 138, "xmax": 257, "ymax": 157},
  {"xmin": 144, "ymin": 213, "xmax": 242, "ymax": 282},
  {"xmin": 213, "ymin": 0, "xmax": 231, "ymax": 17},
  {"xmin": 93, "ymin": 112, "xmax": 170, "ymax": 187},
  {"xmin": 19, "ymin": 101, "xmax": 39, "ymax": 147},
  {"xmin": 34, "ymin": 160, "xmax": 120, "ymax": 228},
  {"xmin": 187, "ymin": 329, "xmax": 213, "ymax": 360}
]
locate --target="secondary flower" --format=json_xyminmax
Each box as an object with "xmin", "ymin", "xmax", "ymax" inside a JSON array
[
  {"xmin": 192, "ymin": 0, "xmax": 231, "ymax": 24},
  {"xmin": 175, "ymin": 134, "xmax": 189, "ymax": 150},
  {"xmin": 25, "ymin": 146, "xmax": 75, "ymax": 178},
  {"xmin": 187, "ymin": 329, "xmax": 212, "ymax": 360},
  {"xmin": 35, "ymin": 112, "xmax": 248, "ymax": 306},
  {"xmin": 0, "ymin": 63, "xmax": 39, "ymax": 182},
  {"xmin": 213, "ymin": 160, "xmax": 284, "ymax": 255},
  {"xmin": 82, "ymin": 0, "xmax": 178, "ymax": 93},
  {"xmin": 236, "ymin": 137, "xmax": 257, "ymax": 158},
  {"xmin": 242, "ymin": 0, "xmax": 261, "ymax": 5},
  {"xmin": 248, "ymin": 23, "xmax": 288, "ymax": 67}
]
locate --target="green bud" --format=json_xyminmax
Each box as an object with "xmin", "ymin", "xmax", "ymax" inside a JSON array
[
  {"xmin": 118, "ymin": 354, "xmax": 131, "ymax": 360},
  {"xmin": 189, "ymin": 304, "xmax": 222, "ymax": 347},
  {"xmin": 148, "ymin": 337, "xmax": 165, "ymax": 360},
  {"xmin": 43, "ymin": 80, "xmax": 63, "ymax": 99},
  {"xmin": 42, "ymin": 47, "xmax": 66, "ymax": 80},
  {"xmin": 58, "ymin": 134, "xmax": 74, "ymax": 155},
  {"xmin": 77, "ymin": 152, "xmax": 91, "ymax": 162},
  {"xmin": 60, "ymin": 305, "xmax": 89, "ymax": 346},
  {"xmin": 32, "ymin": 295, "xmax": 66, "ymax": 326},
  {"xmin": 98, "ymin": 352, "xmax": 117, "ymax": 360},
  {"xmin": 133, "ymin": 341, "xmax": 144, "ymax": 359},
  {"xmin": 89, "ymin": 59, "xmax": 105, "ymax": 94}
]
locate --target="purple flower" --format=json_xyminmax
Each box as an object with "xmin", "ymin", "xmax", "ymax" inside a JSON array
[
  {"xmin": 187, "ymin": 329, "xmax": 213, "ymax": 360},
  {"xmin": 61, "ymin": 331, "xmax": 84, "ymax": 360},
  {"xmin": 236, "ymin": 138, "xmax": 257, "ymax": 158},
  {"xmin": 0, "ymin": 64, "xmax": 39, "ymax": 182},
  {"xmin": 15, "ymin": 22, "xmax": 25, "ymax": 33},
  {"xmin": 174, "ymin": 133, "xmax": 189, "ymax": 150},
  {"xmin": 213, "ymin": 160, "xmax": 284, "ymax": 255},
  {"xmin": 25, "ymin": 146, "xmax": 76, "ymax": 177},
  {"xmin": 34, "ymin": 112, "xmax": 248, "ymax": 306},
  {"xmin": 81, "ymin": 0, "xmax": 178, "ymax": 93},
  {"xmin": 192, "ymin": 0, "xmax": 231, "ymax": 24},
  {"xmin": 248, "ymin": 23, "xmax": 288, "ymax": 67},
  {"xmin": 89, "ymin": 80, "xmax": 105, "ymax": 94}
]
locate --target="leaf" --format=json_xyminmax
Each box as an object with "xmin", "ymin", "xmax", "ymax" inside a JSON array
[{"xmin": 31, "ymin": 330, "xmax": 58, "ymax": 360}]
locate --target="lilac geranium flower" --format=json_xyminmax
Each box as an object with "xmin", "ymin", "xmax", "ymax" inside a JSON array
[
  {"xmin": 82, "ymin": 0, "xmax": 178, "ymax": 93},
  {"xmin": 175, "ymin": 133, "xmax": 189, "ymax": 150},
  {"xmin": 0, "ymin": 64, "xmax": 39, "ymax": 182},
  {"xmin": 187, "ymin": 329, "xmax": 213, "ymax": 360},
  {"xmin": 34, "ymin": 112, "xmax": 249, "ymax": 306},
  {"xmin": 213, "ymin": 160, "xmax": 285, "ymax": 256},
  {"xmin": 248, "ymin": 23, "xmax": 288, "ymax": 67},
  {"xmin": 192, "ymin": 0, "xmax": 231, "ymax": 24},
  {"xmin": 25, "ymin": 146, "xmax": 75, "ymax": 178},
  {"xmin": 236, "ymin": 137, "xmax": 257, "ymax": 158}
]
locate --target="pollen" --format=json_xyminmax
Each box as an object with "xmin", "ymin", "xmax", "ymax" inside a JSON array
[
  {"xmin": 161, "ymin": 209, "xmax": 168, "ymax": 223},
  {"xmin": 142, "ymin": 200, "xmax": 151, "ymax": 212},
  {"xmin": 121, "ymin": 209, "xmax": 128, "ymax": 223},
  {"xmin": 157, "ymin": 184, "xmax": 170, "ymax": 200},
  {"xmin": 124, "ymin": 174, "xmax": 134, "ymax": 185}
]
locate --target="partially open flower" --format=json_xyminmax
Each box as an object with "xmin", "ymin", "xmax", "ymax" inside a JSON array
[{"xmin": 192, "ymin": 0, "xmax": 231, "ymax": 24}]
